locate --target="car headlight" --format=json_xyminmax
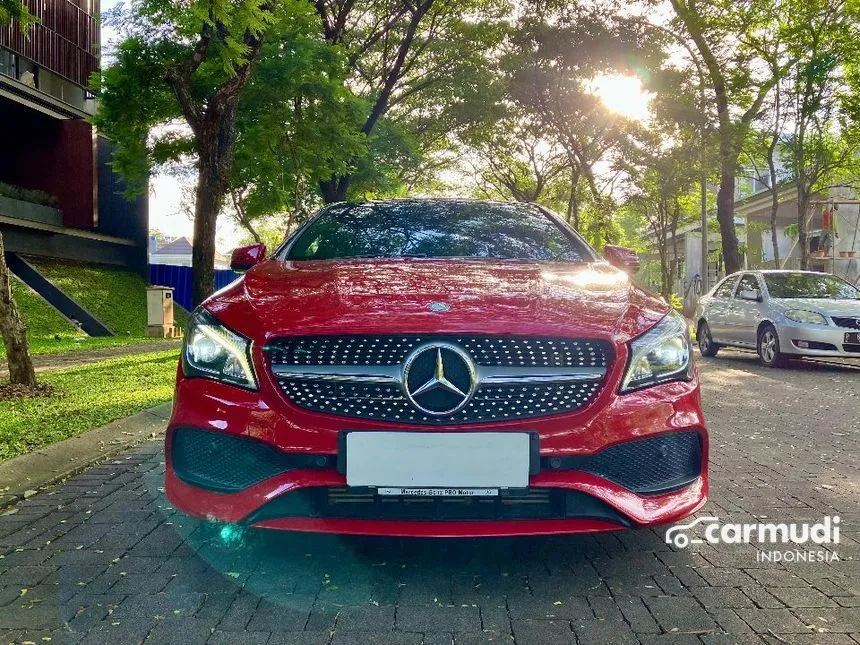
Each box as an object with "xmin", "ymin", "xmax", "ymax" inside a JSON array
[
  {"xmin": 621, "ymin": 310, "xmax": 692, "ymax": 393},
  {"xmin": 784, "ymin": 309, "xmax": 827, "ymax": 325},
  {"xmin": 183, "ymin": 308, "xmax": 257, "ymax": 389}
]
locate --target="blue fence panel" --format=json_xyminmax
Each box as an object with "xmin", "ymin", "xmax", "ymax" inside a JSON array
[{"xmin": 149, "ymin": 264, "xmax": 240, "ymax": 311}]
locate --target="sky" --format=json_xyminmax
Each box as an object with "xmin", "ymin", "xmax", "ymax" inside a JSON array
[{"xmin": 99, "ymin": 3, "xmax": 653, "ymax": 252}]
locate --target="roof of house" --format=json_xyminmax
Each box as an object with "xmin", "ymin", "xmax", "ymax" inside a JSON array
[{"xmin": 152, "ymin": 236, "xmax": 193, "ymax": 255}]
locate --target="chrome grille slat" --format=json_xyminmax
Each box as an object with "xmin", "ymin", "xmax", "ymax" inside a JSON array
[{"xmin": 268, "ymin": 335, "xmax": 610, "ymax": 424}]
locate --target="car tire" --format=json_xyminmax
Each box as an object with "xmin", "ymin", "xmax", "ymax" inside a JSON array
[
  {"xmin": 698, "ymin": 321, "xmax": 720, "ymax": 357},
  {"xmin": 757, "ymin": 323, "xmax": 786, "ymax": 368}
]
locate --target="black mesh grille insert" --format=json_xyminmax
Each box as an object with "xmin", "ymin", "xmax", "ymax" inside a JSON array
[
  {"xmin": 277, "ymin": 379, "xmax": 601, "ymax": 425},
  {"xmin": 245, "ymin": 487, "xmax": 631, "ymax": 525},
  {"xmin": 267, "ymin": 335, "xmax": 610, "ymax": 424},
  {"xmin": 541, "ymin": 431, "xmax": 703, "ymax": 495},
  {"xmin": 267, "ymin": 335, "xmax": 610, "ymax": 368},
  {"xmin": 833, "ymin": 317, "xmax": 860, "ymax": 330},
  {"xmin": 171, "ymin": 428, "xmax": 334, "ymax": 493}
]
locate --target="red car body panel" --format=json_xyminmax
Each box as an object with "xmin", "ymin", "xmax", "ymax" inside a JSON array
[{"xmin": 166, "ymin": 255, "xmax": 709, "ymax": 537}]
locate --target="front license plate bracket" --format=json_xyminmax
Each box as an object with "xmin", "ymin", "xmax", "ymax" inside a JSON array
[{"xmin": 337, "ymin": 431, "xmax": 540, "ymax": 481}]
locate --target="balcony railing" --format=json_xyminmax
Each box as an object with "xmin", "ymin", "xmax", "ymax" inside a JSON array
[{"xmin": 0, "ymin": 0, "xmax": 98, "ymax": 89}]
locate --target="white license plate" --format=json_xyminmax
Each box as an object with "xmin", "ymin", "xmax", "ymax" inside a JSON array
[
  {"xmin": 345, "ymin": 431, "xmax": 531, "ymax": 488},
  {"xmin": 378, "ymin": 487, "xmax": 499, "ymax": 497}
]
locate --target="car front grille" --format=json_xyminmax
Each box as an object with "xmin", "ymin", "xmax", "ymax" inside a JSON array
[
  {"xmin": 267, "ymin": 335, "xmax": 609, "ymax": 368},
  {"xmin": 266, "ymin": 335, "xmax": 611, "ymax": 424},
  {"xmin": 832, "ymin": 317, "xmax": 860, "ymax": 330}
]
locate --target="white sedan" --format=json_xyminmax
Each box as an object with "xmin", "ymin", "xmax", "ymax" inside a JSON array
[{"xmin": 694, "ymin": 270, "xmax": 860, "ymax": 367}]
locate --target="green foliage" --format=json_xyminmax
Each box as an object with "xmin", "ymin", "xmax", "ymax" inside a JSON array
[
  {"xmin": 0, "ymin": 350, "xmax": 178, "ymax": 462},
  {"xmin": 93, "ymin": 0, "xmax": 289, "ymax": 195},
  {"xmin": 230, "ymin": 11, "xmax": 370, "ymax": 225},
  {"xmin": 0, "ymin": 183, "xmax": 59, "ymax": 208},
  {"xmin": 0, "ymin": 0, "xmax": 34, "ymax": 29}
]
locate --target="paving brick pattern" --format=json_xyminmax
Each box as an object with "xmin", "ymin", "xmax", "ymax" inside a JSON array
[{"xmin": 0, "ymin": 351, "xmax": 858, "ymax": 644}]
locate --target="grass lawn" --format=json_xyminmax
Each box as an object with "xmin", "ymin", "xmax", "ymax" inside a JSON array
[
  {"xmin": 28, "ymin": 257, "xmax": 189, "ymax": 335},
  {"xmin": 4, "ymin": 258, "xmax": 190, "ymax": 358},
  {"xmin": 0, "ymin": 349, "xmax": 178, "ymax": 462}
]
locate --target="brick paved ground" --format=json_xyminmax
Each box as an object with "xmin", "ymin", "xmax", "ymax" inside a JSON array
[{"xmin": 0, "ymin": 350, "xmax": 858, "ymax": 645}]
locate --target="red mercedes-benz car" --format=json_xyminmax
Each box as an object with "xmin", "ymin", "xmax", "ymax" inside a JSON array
[{"xmin": 165, "ymin": 198, "xmax": 708, "ymax": 537}]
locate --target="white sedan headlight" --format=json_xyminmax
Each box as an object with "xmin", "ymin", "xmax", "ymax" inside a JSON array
[
  {"xmin": 183, "ymin": 309, "xmax": 257, "ymax": 389},
  {"xmin": 784, "ymin": 309, "xmax": 827, "ymax": 325},
  {"xmin": 621, "ymin": 310, "xmax": 693, "ymax": 393}
]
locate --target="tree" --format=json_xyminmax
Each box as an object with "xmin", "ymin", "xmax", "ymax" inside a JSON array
[
  {"xmin": 312, "ymin": 0, "xmax": 510, "ymax": 203},
  {"xmin": 779, "ymin": 0, "xmax": 860, "ymax": 268},
  {"xmin": 227, "ymin": 9, "xmax": 366, "ymax": 240},
  {"xmin": 0, "ymin": 227, "xmax": 37, "ymax": 389},
  {"xmin": 471, "ymin": 118, "xmax": 569, "ymax": 204},
  {"xmin": 0, "ymin": 0, "xmax": 36, "ymax": 387},
  {"xmin": 95, "ymin": 0, "xmax": 288, "ymax": 306},
  {"xmin": 504, "ymin": 6, "xmax": 658, "ymax": 234},
  {"xmin": 668, "ymin": 0, "xmax": 787, "ymax": 274},
  {"xmin": 619, "ymin": 124, "xmax": 701, "ymax": 300}
]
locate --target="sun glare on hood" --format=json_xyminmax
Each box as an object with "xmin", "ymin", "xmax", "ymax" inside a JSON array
[{"xmin": 542, "ymin": 267, "xmax": 630, "ymax": 290}]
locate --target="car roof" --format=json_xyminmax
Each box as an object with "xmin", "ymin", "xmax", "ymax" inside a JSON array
[
  {"xmin": 331, "ymin": 197, "xmax": 534, "ymax": 208},
  {"xmin": 731, "ymin": 269, "xmax": 832, "ymax": 276}
]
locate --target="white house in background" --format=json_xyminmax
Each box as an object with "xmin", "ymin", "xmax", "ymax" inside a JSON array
[
  {"xmin": 735, "ymin": 184, "xmax": 860, "ymax": 280},
  {"xmin": 148, "ymin": 235, "xmax": 230, "ymax": 270},
  {"xmin": 643, "ymin": 183, "xmax": 860, "ymax": 315}
]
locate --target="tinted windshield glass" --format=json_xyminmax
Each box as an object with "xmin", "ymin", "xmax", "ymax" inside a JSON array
[
  {"xmin": 764, "ymin": 273, "xmax": 859, "ymax": 299},
  {"xmin": 285, "ymin": 201, "xmax": 592, "ymax": 261}
]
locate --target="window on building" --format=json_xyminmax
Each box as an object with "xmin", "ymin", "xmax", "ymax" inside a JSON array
[
  {"xmin": 0, "ymin": 49, "xmax": 15, "ymax": 79},
  {"xmin": 17, "ymin": 58, "xmax": 38, "ymax": 88}
]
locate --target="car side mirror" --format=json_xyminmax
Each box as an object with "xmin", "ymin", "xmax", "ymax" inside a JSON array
[
  {"xmin": 738, "ymin": 289, "xmax": 762, "ymax": 302},
  {"xmin": 230, "ymin": 243, "xmax": 267, "ymax": 273},
  {"xmin": 604, "ymin": 245, "xmax": 641, "ymax": 274}
]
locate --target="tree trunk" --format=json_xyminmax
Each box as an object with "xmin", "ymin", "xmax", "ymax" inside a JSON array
[
  {"xmin": 659, "ymin": 245, "xmax": 671, "ymax": 302},
  {"xmin": 797, "ymin": 181, "xmax": 810, "ymax": 270},
  {"xmin": 566, "ymin": 167, "xmax": 580, "ymax": 229},
  {"xmin": 190, "ymin": 97, "xmax": 240, "ymax": 307},
  {"xmin": 319, "ymin": 175, "xmax": 350, "ymax": 204},
  {"xmin": 770, "ymin": 201, "xmax": 780, "ymax": 266},
  {"xmin": 192, "ymin": 164, "xmax": 220, "ymax": 308},
  {"xmin": 767, "ymin": 86, "xmax": 781, "ymax": 265},
  {"xmin": 0, "ymin": 233, "xmax": 36, "ymax": 387},
  {"xmin": 716, "ymin": 165, "xmax": 743, "ymax": 274}
]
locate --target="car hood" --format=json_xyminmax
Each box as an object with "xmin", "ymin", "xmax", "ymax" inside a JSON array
[
  {"xmin": 771, "ymin": 298, "xmax": 860, "ymax": 317},
  {"xmin": 206, "ymin": 258, "xmax": 670, "ymax": 343}
]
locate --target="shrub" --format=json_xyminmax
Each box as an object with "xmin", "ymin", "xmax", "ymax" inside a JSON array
[{"xmin": 0, "ymin": 182, "xmax": 60, "ymax": 208}]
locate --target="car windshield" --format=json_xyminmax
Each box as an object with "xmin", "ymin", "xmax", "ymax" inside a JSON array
[
  {"xmin": 764, "ymin": 273, "xmax": 860, "ymax": 299},
  {"xmin": 284, "ymin": 200, "xmax": 592, "ymax": 262}
]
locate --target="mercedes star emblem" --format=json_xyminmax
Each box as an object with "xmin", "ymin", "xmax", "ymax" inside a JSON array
[
  {"xmin": 402, "ymin": 342, "xmax": 477, "ymax": 416},
  {"xmin": 427, "ymin": 301, "xmax": 451, "ymax": 312}
]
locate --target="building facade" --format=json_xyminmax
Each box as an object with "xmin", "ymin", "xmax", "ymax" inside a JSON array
[{"xmin": 0, "ymin": 0, "xmax": 148, "ymax": 276}]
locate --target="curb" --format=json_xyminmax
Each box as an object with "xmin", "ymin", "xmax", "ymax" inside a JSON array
[{"xmin": 0, "ymin": 402, "xmax": 172, "ymax": 510}]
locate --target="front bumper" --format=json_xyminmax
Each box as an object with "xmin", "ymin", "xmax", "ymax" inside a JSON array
[
  {"xmin": 165, "ymin": 355, "xmax": 708, "ymax": 537},
  {"xmin": 775, "ymin": 321, "xmax": 860, "ymax": 357},
  {"xmin": 165, "ymin": 407, "xmax": 707, "ymax": 536}
]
